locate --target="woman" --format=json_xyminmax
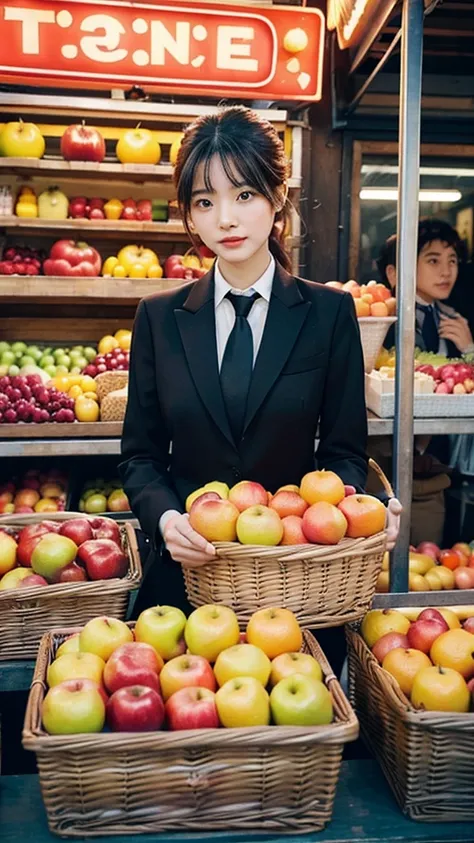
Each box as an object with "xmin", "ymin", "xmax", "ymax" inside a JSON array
[{"xmin": 120, "ymin": 106, "xmax": 401, "ymax": 624}]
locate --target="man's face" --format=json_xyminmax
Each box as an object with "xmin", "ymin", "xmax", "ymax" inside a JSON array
[{"xmin": 416, "ymin": 239, "xmax": 459, "ymax": 303}]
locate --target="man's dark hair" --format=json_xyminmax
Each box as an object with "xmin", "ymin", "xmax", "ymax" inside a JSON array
[{"xmin": 377, "ymin": 218, "xmax": 465, "ymax": 284}]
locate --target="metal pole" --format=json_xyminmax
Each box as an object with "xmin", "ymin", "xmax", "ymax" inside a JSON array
[{"xmin": 391, "ymin": 0, "xmax": 424, "ymax": 593}]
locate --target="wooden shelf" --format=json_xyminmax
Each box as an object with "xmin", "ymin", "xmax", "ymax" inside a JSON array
[
  {"xmin": 0, "ymin": 275, "xmax": 189, "ymax": 304},
  {"xmin": 0, "ymin": 157, "xmax": 174, "ymax": 182},
  {"xmin": 0, "ymin": 217, "xmax": 186, "ymax": 238},
  {"xmin": 0, "ymin": 421, "xmax": 122, "ymax": 439}
]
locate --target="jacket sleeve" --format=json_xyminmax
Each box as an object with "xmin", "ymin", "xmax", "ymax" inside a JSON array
[
  {"xmin": 316, "ymin": 292, "xmax": 368, "ymax": 490},
  {"xmin": 119, "ymin": 298, "xmax": 183, "ymax": 544}
]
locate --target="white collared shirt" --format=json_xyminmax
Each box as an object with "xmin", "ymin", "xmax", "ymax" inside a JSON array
[{"xmin": 214, "ymin": 254, "xmax": 275, "ymax": 369}]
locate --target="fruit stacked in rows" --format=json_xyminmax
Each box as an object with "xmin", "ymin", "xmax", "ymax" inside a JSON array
[
  {"xmin": 326, "ymin": 280, "xmax": 396, "ymax": 318},
  {"xmin": 186, "ymin": 472, "xmax": 386, "ymax": 547},
  {"xmin": 416, "ymin": 361, "xmax": 474, "ymax": 395},
  {"xmin": 102, "ymin": 246, "xmax": 163, "ymax": 280},
  {"xmin": 0, "ymin": 245, "xmax": 44, "ymax": 276},
  {"xmin": 0, "ymin": 341, "xmax": 97, "ymax": 379},
  {"xmin": 377, "ymin": 540, "xmax": 474, "ymax": 593},
  {"xmin": 0, "ymin": 517, "xmax": 127, "ymax": 590},
  {"xmin": 362, "ymin": 607, "xmax": 474, "ymax": 713},
  {"xmin": 0, "ymin": 374, "xmax": 75, "ymax": 425},
  {"xmin": 0, "ymin": 468, "xmax": 67, "ymax": 515},
  {"xmin": 79, "ymin": 478, "xmax": 130, "ymax": 514},
  {"xmin": 40, "ymin": 604, "xmax": 334, "ymax": 735},
  {"xmin": 81, "ymin": 330, "xmax": 131, "ymax": 377},
  {"xmin": 164, "ymin": 251, "xmax": 215, "ymax": 281}
]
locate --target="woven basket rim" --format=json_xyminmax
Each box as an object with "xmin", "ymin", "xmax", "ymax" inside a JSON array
[
  {"xmin": 23, "ymin": 628, "xmax": 359, "ymax": 752},
  {"xmin": 0, "ymin": 520, "xmax": 141, "ymax": 602},
  {"xmin": 347, "ymin": 624, "xmax": 474, "ymax": 729},
  {"xmin": 214, "ymin": 530, "xmax": 387, "ymax": 559}
]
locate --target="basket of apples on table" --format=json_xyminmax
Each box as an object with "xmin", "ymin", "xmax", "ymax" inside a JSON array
[
  {"xmin": 22, "ymin": 603, "xmax": 358, "ymax": 836},
  {"xmin": 182, "ymin": 459, "xmax": 393, "ymax": 628},
  {"xmin": 0, "ymin": 513, "xmax": 141, "ymax": 659},
  {"xmin": 346, "ymin": 605, "xmax": 474, "ymax": 822}
]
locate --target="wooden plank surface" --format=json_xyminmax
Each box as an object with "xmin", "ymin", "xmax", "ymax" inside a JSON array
[
  {"xmin": 0, "ymin": 422, "xmax": 122, "ymax": 439},
  {"xmin": 0, "ymin": 276, "xmax": 189, "ymax": 303},
  {"xmin": 2, "ymin": 760, "xmax": 471, "ymax": 843},
  {"xmin": 0, "ymin": 217, "xmax": 185, "ymax": 236},
  {"xmin": 0, "ymin": 158, "xmax": 174, "ymax": 179}
]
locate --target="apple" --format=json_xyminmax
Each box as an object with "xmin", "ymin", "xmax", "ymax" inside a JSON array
[
  {"xmin": 430, "ymin": 629, "xmax": 474, "ymax": 679},
  {"xmin": 165, "ymin": 687, "xmax": 219, "ymax": 731},
  {"xmin": 1, "ymin": 120, "xmax": 45, "ymax": 158},
  {"xmin": 189, "ymin": 498, "xmax": 240, "ymax": 542},
  {"xmin": 411, "ymin": 666, "xmax": 470, "ymax": 713},
  {"xmin": 463, "ymin": 617, "xmax": 474, "ymax": 634},
  {"xmin": 270, "ymin": 674, "xmax": 333, "ymax": 726},
  {"xmin": 14, "ymin": 489, "xmax": 40, "ymax": 509},
  {"xmin": 104, "ymin": 642, "xmax": 164, "ymax": 694},
  {"xmin": 79, "ymin": 616, "xmax": 133, "ymax": 662},
  {"xmin": 58, "ymin": 562, "xmax": 88, "ymax": 583},
  {"xmin": 0, "ymin": 567, "xmax": 31, "ymax": 589},
  {"xmin": 185, "ymin": 604, "xmax": 240, "ymax": 663},
  {"xmin": 371, "ymin": 632, "xmax": 410, "ymax": 664},
  {"xmin": 382, "ymin": 647, "xmax": 432, "ymax": 696},
  {"xmin": 31, "ymin": 534, "xmax": 78, "ymax": 582},
  {"xmin": 236, "ymin": 505, "xmax": 283, "ymax": 546},
  {"xmin": 106, "ymin": 685, "xmax": 165, "ymax": 732},
  {"xmin": 18, "ymin": 574, "xmax": 48, "ymax": 588},
  {"xmin": 269, "ymin": 491, "xmax": 308, "ymax": 519},
  {"xmin": 0, "ymin": 531, "xmax": 17, "ymax": 576},
  {"xmin": 188, "ymin": 492, "xmax": 221, "ymax": 515},
  {"xmin": 300, "ymin": 470, "xmax": 345, "ymax": 506},
  {"xmin": 76, "ymin": 539, "xmax": 128, "ymax": 580},
  {"xmin": 214, "ymin": 644, "xmax": 271, "ymax": 687},
  {"xmin": 59, "ymin": 518, "xmax": 94, "ymax": 545},
  {"xmin": 280, "ymin": 515, "xmax": 309, "ymax": 545},
  {"xmin": 134, "ymin": 605, "xmax": 187, "ymax": 661},
  {"xmin": 269, "ymin": 652, "xmax": 323, "ymax": 686},
  {"xmin": 246, "ymin": 607, "xmax": 303, "ymax": 660},
  {"xmin": 215, "ymin": 676, "xmax": 270, "ymax": 727},
  {"xmin": 90, "ymin": 517, "xmax": 121, "ymax": 546},
  {"xmin": 159, "ymin": 654, "xmax": 216, "ymax": 701},
  {"xmin": 228, "ymin": 480, "xmax": 268, "ymax": 512},
  {"xmin": 60, "ymin": 123, "xmax": 106, "ymax": 162},
  {"xmin": 107, "ymin": 490, "xmax": 130, "ymax": 513},
  {"xmin": 16, "ymin": 523, "xmax": 53, "ymax": 566},
  {"xmin": 418, "ymin": 608, "xmax": 448, "ymax": 625},
  {"xmin": 417, "ymin": 542, "xmax": 440, "ymax": 561},
  {"xmin": 47, "ymin": 651, "xmax": 105, "ymax": 688},
  {"xmin": 337, "ymin": 494, "xmax": 386, "ymax": 538},
  {"xmin": 55, "ymin": 634, "xmax": 80, "ymax": 659},
  {"xmin": 302, "ymin": 502, "xmax": 347, "ymax": 545},
  {"xmin": 407, "ymin": 617, "xmax": 449, "ymax": 654},
  {"xmin": 361, "ymin": 609, "xmax": 411, "ymax": 649},
  {"xmin": 42, "ymin": 679, "xmax": 106, "ymax": 735}
]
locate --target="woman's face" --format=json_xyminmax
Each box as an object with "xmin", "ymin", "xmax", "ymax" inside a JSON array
[{"xmin": 188, "ymin": 155, "xmax": 276, "ymax": 266}]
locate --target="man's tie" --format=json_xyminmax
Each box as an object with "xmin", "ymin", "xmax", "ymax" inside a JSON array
[
  {"xmin": 220, "ymin": 291, "xmax": 260, "ymax": 443},
  {"xmin": 419, "ymin": 304, "xmax": 440, "ymax": 353}
]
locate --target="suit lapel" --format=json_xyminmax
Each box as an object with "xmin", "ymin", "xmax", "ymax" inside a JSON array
[
  {"xmin": 243, "ymin": 264, "xmax": 311, "ymax": 434},
  {"xmin": 174, "ymin": 269, "xmax": 235, "ymax": 449}
]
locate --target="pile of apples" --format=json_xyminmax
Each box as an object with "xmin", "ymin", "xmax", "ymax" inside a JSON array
[
  {"xmin": 164, "ymin": 250, "xmax": 214, "ymax": 281},
  {"xmin": 186, "ymin": 472, "xmax": 387, "ymax": 547},
  {"xmin": 361, "ymin": 607, "xmax": 474, "ymax": 713},
  {"xmin": 79, "ymin": 478, "xmax": 130, "ymax": 514},
  {"xmin": 0, "ymin": 374, "xmax": 75, "ymax": 425},
  {"xmin": 0, "ymin": 468, "xmax": 67, "ymax": 515},
  {"xmin": 0, "ymin": 341, "xmax": 97, "ymax": 380},
  {"xmin": 416, "ymin": 362, "xmax": 474, "ymax": 395},
  {"xmin": 326, "ymin": 280, "xmax": 396, "ymax": 318},
  {"xmin": 101, "ymin": 245, "xmax": 163, "ymax": 280},
  {"xmin": 0, "ymin": 245, "xmax": 44, "ymax": 276},
  {"xmin": 0, "ymin": 517, "xmax": 128, "ymax": 590},
  {"xmin": 40, "ymin": 604, "xmax": 334, "ymax": 735},
  {"xmin": 377, "ymin": 540, "xmax": 474, "ymax": 593},
  {"xmin": 81, "ymin": 330, "xmax": 131, "ymax": 377}
]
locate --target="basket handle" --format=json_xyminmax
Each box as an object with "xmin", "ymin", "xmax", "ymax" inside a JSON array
[{"xmin": 368, "ymin": 458, "xmax": 394, "ymax": 499}]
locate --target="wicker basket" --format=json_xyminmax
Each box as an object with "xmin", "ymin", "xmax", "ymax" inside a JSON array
[
  {"xmin": 358, "ymin": 317, "xmax": 396, "ymax": 373},
  {"xmin": 99, "ymin": 387, "xmax": 128, "ymax": 422},
  {"xmin": 94, "ymin": 371, "xmax": 128, "ymax": 402},
  {"xmin": 183, "ymin": 459, "xmax": 392, "ymax": 629},
  {"xmin": 23, "ymin": 628, "xmax": 358, "ymax": 837},
  {"xmin": 346, "ymin": 624, "xmax": 474, "ymax": 822},
  {"xmin": 0, "ymin": 514, "xmax": 141, "ymax": 660}
]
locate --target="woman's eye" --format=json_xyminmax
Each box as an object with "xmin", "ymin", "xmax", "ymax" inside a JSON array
[
  {"xmin": 195, "ymin": 198, "xmax": 211, "ymax": 208},
  {"xmin": 238, "ymin": 190, "xmax": 254, "ymax": 201}
]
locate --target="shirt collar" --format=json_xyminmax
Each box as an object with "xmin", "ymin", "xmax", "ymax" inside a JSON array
[
  {"xmin": 416, "ymin": 294, "xmax": 438, "ymax": 311},
  {"xmin": 214, "ymin": 255, "xmax": 275, "ymax": 308}
]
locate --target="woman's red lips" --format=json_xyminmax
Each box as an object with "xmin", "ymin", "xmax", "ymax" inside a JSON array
[{"xmin": 219, "ymin": 236, "xmax": 247, "ymax": 244}]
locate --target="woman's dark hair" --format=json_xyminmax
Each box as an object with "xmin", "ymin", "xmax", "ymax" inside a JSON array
[
  {"xmin": 173, "ymin": 106, "xmax": 292, "ymax": 272},
  {"xmin": 377, "ymin": 217, "xmax": 465, "ymax": 284}
]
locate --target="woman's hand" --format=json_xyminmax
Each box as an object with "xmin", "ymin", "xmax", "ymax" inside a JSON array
[
  {"xmin": 438, "ymin": 313, "xmax": 474, "ymax": 354},
  {"xmin": 385, "ymin": 498, "xmax": 403, "ymax": 551},
  {"xmin": 163, "ymin": 513, "xmax": 216, "ymax": 567}
]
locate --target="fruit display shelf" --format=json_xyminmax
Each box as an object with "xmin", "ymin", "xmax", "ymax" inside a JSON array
[
  {"xmin": 0, "ymin": 217, "xmax": 187, "ymax": 238},
  {"xmin": 0, "ymin": 276, "xmax": 189, "ymax": 304},
  {"xmin": 0, "ymin": 157, "xmax": 175, "ymax": 181}
]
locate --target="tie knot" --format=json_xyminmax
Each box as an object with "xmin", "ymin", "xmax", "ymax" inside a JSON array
[{"xmin": 226, "ymin": 291, "xmax": 260, "ymax": 318}]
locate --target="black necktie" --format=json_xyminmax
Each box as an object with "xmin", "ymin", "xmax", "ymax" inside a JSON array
[
  {"xmin": 220, "ymin": 291, "xmax": 260, "ymax": 442},
  {"xmin": 419, "ymin": 304, "xmax": 440, "ymax": 353}
]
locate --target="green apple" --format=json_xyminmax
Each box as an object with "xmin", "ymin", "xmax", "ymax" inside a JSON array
[
  {"xmin": 71, "ymin": 345, "xmax": 84, "ymax": 353},
  {"xmin": 56, "ymin": 354, "xmax": 71, "ymax": 368},
  {"xmin": 270, "ymin": 674, "xmax": 333, "ymax": 726},
  {"xmin": 84, "ymin": 347, "xmax": 97, "ymax": 362},
  {"xmin": 79, "ymin": 616, "xmax": 133, "ymax": 661},
  {"xmin": 8, "ymin": 364, "xmax": 20, "ymax": 376},
  {"xmin": 39, "ymin": 355, "xmax": 55, "ymax": 368},
  {"xmin": 47, "ymin": 652, "xmax": 105, "ymax": 688},
  {"xmin": 216, "ymin": 676, "xmax": 270, "ymax": 727},
  {"xmin": 0, "ymin": 341, "xmax": 11, "ymax": 354},
  {"xmin": 75, "ymin": 356, "xmax": 88, "ymax": 369},
  {"xmin": 56, "ymin": 365, "xmax": 69, "ymax": 375},
  {"xmin": 214, "ymin": 644, "xmax": 271, "ymax": 687},
  {"xmin": 31, "ymin": 534, "xmax": 78, "ymax": 582},
  {"xmin": 41, "ymin": 679, "xmax": 106, "ymax": 735},
  {"xmin": 1, "ymin": 350, "xmax": 15, "ymax": 365},
  {"xmin": 53, "ymin": 347, "xmax": 65, "ymax": 360},
  {"xmin": 11, "ymin": 341, "xmax": 27, "ymax": 354},
  {"xmin": 185, "ymin": 604, "xmax": 240, "ymax": 663},
  {"xmin": 44, "ymin": 365, "xmax": 57, "ymax": 377},
  {"xmin": 84, "ymin": 493, "xmax": 107, "ymax": 514},
  {"xmin": 26, "ymin": 345, "xmax": 42, "ymax": 362},
  {"xmin": 135, "ymin": 605, "xmax": 187, "ymax": 661},
  {"xmin": 70, "ymin": 366, "xmax": 82, "ymax": 374},
  {"xmin": 20, "ymin": 355, "xmax": 36, "ymax": 367},
  {"xmin": 269, "ymin": 652, "xmax": 323, "ymax": 687}
]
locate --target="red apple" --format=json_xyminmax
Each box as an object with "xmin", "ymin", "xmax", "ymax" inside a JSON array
[
  {"xmin": 60, "ymin": 123, "xmax": 106, "ymax": 162},
  {"xmin": 77, "ymin": 539, "xmax": 128, "ymax": 580},
  {"xmin": 59, "ymin": 518, "xmax": 94, "ymax": 545},
  {"xmin": 165, "ymin": 687, "xmax": 219, "ymax": 730},
  {"xmin": 417, "ymin": 542, "xmax": 440, "ymax": 561},
  {"xmin": 463, "ymin": 617, "xmax": 474, "ymax": 634},
  {"xmin": 159, "ymin": 654, "xmax": 217, "ymax": 701},
  {"xmin": 372, "ymin": 632, "xmax": 410, "ymax": 664},
  {"xmin": 17, "ymin": 523, "xmax": 53, "ymax": 566},
  {"xmin": 106, "ymin": 685, "xmax": 165, "ymax": 732},
  {"xmin": 90, "ymin": 517, "xmax": 121, "ymax": 546},
  {"xmin": 228, "ymin": 480, "xmax": 268, "ymax": 512},
  {"xmin": 18, "ymin": 574, "xmax": 48, "ymax": 588},
  {"xmin": 104, "ymin": 642, "xmax": 164, "ymax": 694},
  {"xmin": 58, "ymin": 562, "xmax": 88, "ymax": 583},
  {"xmin": 418, "ymin": 608, "xmax": 448, "ymax": 625},
  {"xmin": 407, "ymin": 618, "xmax": 448, "ymax": 654}
]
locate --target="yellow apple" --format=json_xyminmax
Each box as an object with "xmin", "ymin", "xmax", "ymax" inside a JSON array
[
  {"xmin": 236, "ymin": 505, "xmax": 283, "ymax": 546},
  {"xmin": 55, "ymin": 634, "xmax": 81, "ymax": 659},
  {"xmin": 185, "ymin": 604, "xmax": 240, "ymax": 662},
  {"xmin": 47, "ymin": 652, "xmax": 105, "ymax": 687},
  {"xmin": 270, "ymin": 674, "xmax": 333, "ymax": 726},
  {"xmin": 270, "ymin": 652, "xmax": 323, "ymax": 687},
  {"xmin": 214, "ymin": 644, "xmax": 271, "ymax": 687},
  {"xmin": 203, "ymin": 481, "xmax": 229, "ymax": 498},
  {"xmin": 134, "ymin": 605, "xmax": 187, "ymax": 661},
  {"xmin": 0, "ymin": 567, "xmax": 31, "ymax": 589},
  {"xmin": 189, "ymin": 498, "xmax": 239, "ymax": 542},
  {"xmin": 360, "ymin": 609, "xmax": 410, "ymax": 649},
  {"xmin": 0, "ymin": 532, "xmax": 17, "ymax": 575},
  {"xmin": 79, "ymin": 616, "xmax": 133, "ymax": 662},
  {"xmin": 215, "ymin": 676, "xmax": 270, "ymax": 727}
]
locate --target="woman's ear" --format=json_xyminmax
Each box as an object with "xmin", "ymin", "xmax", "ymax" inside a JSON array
[{"xmin": 386, "ymin": 264, "xmax": 397, "ymax": 290}]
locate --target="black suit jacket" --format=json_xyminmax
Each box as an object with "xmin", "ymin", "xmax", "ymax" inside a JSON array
[{"xmin": 120, "ymin": 263, "xmax": 368, "ymax": 545}]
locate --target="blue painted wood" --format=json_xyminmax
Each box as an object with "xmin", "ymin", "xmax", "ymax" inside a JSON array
[
  {"xmin": 0, "ymin": 660, "xmax": 34, "ymax": 692},
  {"xmin": 1, "ymin": 760, "xmax": 471, "ymax": 843}
]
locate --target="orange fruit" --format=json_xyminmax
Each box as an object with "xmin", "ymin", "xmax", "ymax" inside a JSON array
[
  {"xmin": 118, "ymin": 335, "xmax": 131, "ymax": 351},
  {"xmin": 430, "ymin": 629, "xmax": 474, "ymax": 678},
  {"xmin": 246, "ymin": 607, "xmax": 303, "ymax": 659},
  {"xmin": 382, "ymin": 647, "xmax": 432, "ymax": 696},
  {"xmin": 113, "ymin": 265, "xmax": 127, "ymax": 278},
  {"xmin": 370, "ymin": 302, "xmax": 389, "ymax": 317},
  {"xmin": 114, "ymin": 329, "xmax": 131, "ymax": 341},
  {"xmin": 371, "ymin": 284, "xmax": 391, "ymax": 303},
  {"xmin": 439, "ymin": 549, "xmax": 466, "ymax": 570},
  {"xmin": 75, "ymin": 396, "xmax": 100, "ymax": 423},
  {"xmin": 299, "ymin": 469, "xmax": 345, "ymax": 506},
  {"xmin": 361, "ymin": 293, "xmax": 374, "ymax": 304},
  {"xmin": 386, "ymin": 297, "xmax": 397, "ymax": 316},
  {"xmin": 98, "ymin": 335, "xmax": 119, "ymax": 355},
  {"xmin": 355, "ymin": 298, "xmax": 370, "ymax": 317},
  {"xmin": 34, "ymin": 498, "xmax": 59, "ymax": 513},
  {"xmin": 342, "ymin": 280, "xmax": 361, "ymax": 297}
]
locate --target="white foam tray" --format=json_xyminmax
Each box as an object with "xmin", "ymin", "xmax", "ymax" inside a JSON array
[{"xmin": 365, "ymin": 377, "xmax": 474, "ymax": 418}]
